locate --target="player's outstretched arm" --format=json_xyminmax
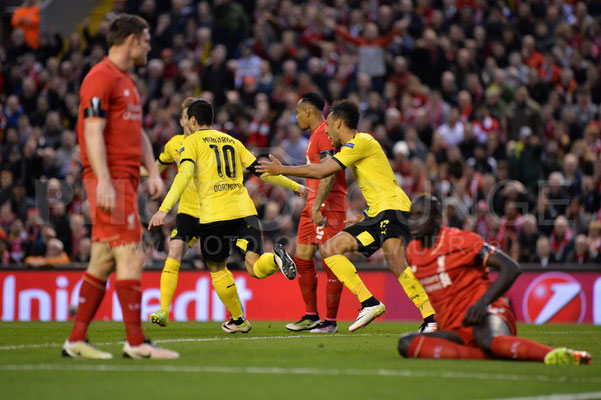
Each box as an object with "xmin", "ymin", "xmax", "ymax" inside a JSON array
[
  {"xmin": 247, "ymin": 159, "xmax": 313, "ymax": 198},
  {"xmin": 463, "ymin": 246, "xmax": 521, "ymax": 326},
  {"xmin": 256, "ymin": 154, "xmax": 342, "ymax": 179},
  {"xmin": 148, "ymin": 160, "xmax": 194, "ymax": 229}
]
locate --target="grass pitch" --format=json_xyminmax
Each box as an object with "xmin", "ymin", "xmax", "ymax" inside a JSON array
[{"xmin": 0, "ymin": 321, "xmax": 600, "ymax": 400}]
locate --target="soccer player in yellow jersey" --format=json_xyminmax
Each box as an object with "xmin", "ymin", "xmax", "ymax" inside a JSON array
[
  {"xmin": 257, "ymin": 100, "xmax": 437, "ymax": 332},
  {"xmin": 148, "ymin": 97, "xmax": 199, "ymax": 327},
  {"xmin": 148, "ymin": 99, "xmax": 311, "ymax": 333}
]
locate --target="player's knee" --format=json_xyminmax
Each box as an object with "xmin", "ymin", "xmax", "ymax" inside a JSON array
[
  {"xmin": 319, "ymin": 242, "xmax": 335, "ymax": 259},
  {"xmin": 398, "ymin": 333, "xmax": 418, "ymax": 357},
  {"xmin": 168, "ymin": 240, "xmax": 185, "ymax": 260}
]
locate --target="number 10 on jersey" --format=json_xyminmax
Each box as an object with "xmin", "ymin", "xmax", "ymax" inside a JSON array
[{"xmin": 209, "ymin": 144, "xmax": 237, "ymax": 179}]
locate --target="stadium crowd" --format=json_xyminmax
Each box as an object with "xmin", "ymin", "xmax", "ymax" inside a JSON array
[{"xmin": 0, "ymin": 0, "xmax": 600, "ymax": 269}]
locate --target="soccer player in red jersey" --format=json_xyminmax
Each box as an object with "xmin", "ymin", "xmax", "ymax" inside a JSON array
[
  {"xmin": 62, "ymin": 15, "xmax": 178, "ymax": 359},
  {"xmin": 399, "ymin": 195, "xmax": 592, "ymax": 365},
  {"xmin": 285, "ymin": 93, "xmax": 346, "ymax": 333}
]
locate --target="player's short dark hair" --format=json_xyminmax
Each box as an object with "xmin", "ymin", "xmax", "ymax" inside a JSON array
[
  {"xmin": 107, "ymin": 14, "xmax": 149, "ymax": 48},
  {"xmin": 412, "ymin": 194, "xmax": 442, "ymax": 217},
  {"xmin": 187, "ymin": 99, "xmax": 214, "ymax": 125},
  {"xmin": 300, "ymin": 92, "xmax": 325, "ymax": 113},
  {"xmin": 331, "ymin": 99, "xmax": 359, "ymax": 130}
]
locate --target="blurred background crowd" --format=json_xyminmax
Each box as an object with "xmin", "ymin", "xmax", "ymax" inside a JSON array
[{"xmin": 0, "ymin": 0, "xmax": 600, "ymax": 269}]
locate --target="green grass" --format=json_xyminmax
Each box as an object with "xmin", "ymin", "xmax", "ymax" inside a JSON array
[{"xmin": 0, "ymin": 322, "xmax": 600, "ymax": 400}]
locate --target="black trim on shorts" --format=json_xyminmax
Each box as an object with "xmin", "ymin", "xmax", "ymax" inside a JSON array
[
  {"xmin": 198, "ymin": 215, "xmax": 263, "ymax": 262},
  {"xmin": 170, "ymin": 213, "xmax": 201, "ymax": 247},
  {"xmin": 343, "ymin": 209, "xmax": 412, "ymax": 258},
  {"xmin": 332, "ymin": 157, "xmax": 346, "ymax": 169}
]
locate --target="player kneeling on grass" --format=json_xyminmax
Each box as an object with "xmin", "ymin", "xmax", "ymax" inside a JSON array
[
  {"xmin": 398, "ymin": 195, "xmax": 592, "ymax": 365},
  {"xmin": 146, "ymin": 97, "xmax": 200, "ymax": 328},
  {"xmin": 148, "ymin": 99, "xmax": 311, "ymax": 334}
]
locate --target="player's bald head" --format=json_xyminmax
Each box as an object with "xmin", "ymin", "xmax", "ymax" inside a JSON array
[
  {"xmin": 409, "ymin": 194, "xmax": 443, "ymax": 242},
  {"xmin": 412, "ymin": 195, "xmax": 442, "ymax": 217}
]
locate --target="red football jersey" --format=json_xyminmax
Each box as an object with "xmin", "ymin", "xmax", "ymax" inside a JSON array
[
  {"xmin": 77, "ymin": 57, "xmax": 142, "ymax": 178},
  {"xmin": 406, "ymin": 227, "xmax": 496, "ymax": 331},
  {"xmin": 304, "ymin": 121, "xmax": 347, "ymax": 211}
]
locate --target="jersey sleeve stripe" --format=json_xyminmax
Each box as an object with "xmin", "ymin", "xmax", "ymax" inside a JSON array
[
  {"xmin": 332, "ymin": 157, "xmax": 346, "ymax": 169},
  {"xmin": 320, "ymin": 150, "xmax": 335, "ymax": 159},
  {"xmin": 180, "ymin": 158, "xmax": 195, "ymax": 165},
  {"xmin": 482, "ymin": 245, "xmax": 496, "ymax": 266},
  {"xmin": 158, "ymin": 157, "xmax": 171, "ymax": 165}
]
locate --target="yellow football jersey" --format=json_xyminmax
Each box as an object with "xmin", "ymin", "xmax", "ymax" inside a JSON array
[
  {"xmin": 158, "ymin": 134, "xmax": 201, "ymax": 218},
  {"xmin": 178, "ymin": 129, "xmax": 258, "ymax": 223},
  {"xmin": 332, "ymin": 132, "xmax": 411, "ymax": 217}
]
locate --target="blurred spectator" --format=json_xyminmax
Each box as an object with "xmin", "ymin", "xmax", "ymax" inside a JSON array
[
  {"xmin": 550, "ymin": 215, "xmax": 574, "ymax": 262},
  {"xmin": 24, "ymin": 237, "xmax": 70, "ymax": 267},
  {"xmin": 567, "ymin": 234, "xmax": 593, "ymax": 264},
  {"xmin": 535, "ymin": 236, "xmax": 557, "ymax": 268},
  {"xmin": 11, "ymin": 0, "xmax": 41, "ymax": 49}
]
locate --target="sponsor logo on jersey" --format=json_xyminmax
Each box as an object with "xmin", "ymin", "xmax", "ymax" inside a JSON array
[{"xmin": 523, "ymin": 272, "xmax": 585, "ymax": 324}]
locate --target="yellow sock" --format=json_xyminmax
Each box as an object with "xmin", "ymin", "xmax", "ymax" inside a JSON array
[
  {"xmin": 210, "ymin": 268, "xmax": 243, "ymax": 319},
  {"xmin": 398, "ymin": 267, "xmax": 435, "ymax": 318},
  {"xmin": 324, "ymin": 255, "xmax": 372, "ymax": 302},
  {"xmin": 160, "ymin": 257, "xmax": 181, "ymax": 311},
  {"xmin": 252, "ymin": 253, "xmax": 279, "ymax": 279}
]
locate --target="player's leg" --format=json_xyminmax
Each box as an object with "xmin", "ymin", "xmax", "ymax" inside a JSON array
[
  {"xmin": 63, "ymin": 241, "xmax": 115, "ymax": 359},
  {"xmin": 113, "ymin": 243, "xmax": 179, "ymax": 359},
  {"xmin": 473, "ymin": 313, "xmax": 590, "ymax": 364},
  {"xmin": 286, "ymin": 241, "xmax": 321, "ymax": 331},
  {"xmin": 205, "ymin": 259, "xmax": 251, "ymax": 333},
  {"xmin": 398, "ymin": 330, "xmax": 490, "ymax": 360},
  {"xmin": 320, "ymin": 231, "xmax": 385, "ymax": 332},
  {"xmin": 310, "ymin": 210, "xmax": 345, "ymax": 333},
  {"xmin": 151, "ymin": 214, "xmax": 199, "ymax": 326},
  {"xmin": 240, "ymin": 216, "xmax": 296, "ymax": 280},
  {"xmin": 381, "ymin": 210, "xmax": 437, "ymax": 330}
]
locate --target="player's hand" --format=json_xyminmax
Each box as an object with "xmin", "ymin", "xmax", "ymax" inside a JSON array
[
  {"xmin": 295, "ymin": 185, "xmax": 313, "ymax": 199},
  {"xmin": 344, "ymin": 214, "xmax": 365, "ymax": 226},
  {"xmin": 147, "ymin": 174, "xmax": 165, "ymax": 200},
  {"xmin": 312, "ymin": 207, "xmax": 326, "ymax": 226},
  {"xmin": 462, "ymin": 299, "xmax": 488, "ymax": 327},
  {"xmin": 96, "ymin": 178, "xmax": 116, "ymax": 214},
  {"xmin": 256, "ymin": 154, "xmax": 283, "ymax": 176},
  {"xmin": 148, "ymin": 210, "xmax": 167, "ymax": 230}
]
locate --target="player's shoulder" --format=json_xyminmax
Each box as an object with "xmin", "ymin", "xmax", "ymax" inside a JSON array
[
  {"xmin": 83, "ymin": 59, "xmax": 115, "ymax": 81},
  {"xmin": 167, "ymin": 133, "xmax": 185, "ymax": 146},
  {"xmin": 442, "ymin": 226, "xmax": 484, "ymax": 250}
]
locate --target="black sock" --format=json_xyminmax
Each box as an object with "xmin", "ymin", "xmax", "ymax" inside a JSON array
[
  {"xmin": 304, "ymin": 314, "xmax": 320, "ymax": 321},
  {"xmin": 423, "ymin": 314, "xmax": 435, "ymax": 324},
  {"xmin": 361, "ymin": 297, "xmax": 380, "ymax": 308},
  {"xmin": 323, "ymin": 320, "xmax": 336, "ymax": 326}
]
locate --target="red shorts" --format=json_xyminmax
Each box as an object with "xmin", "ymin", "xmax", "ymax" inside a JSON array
[
  {"xmin": 451, "ymin": 298, "xmax": 517, "ymax": 347},
  {"xmin": 297, "ymin": 207, "xmax": 346, "ymax": 245},
  {"xmin": 83, "ymin": 172, "xmax": 141, "ymax": 248}
]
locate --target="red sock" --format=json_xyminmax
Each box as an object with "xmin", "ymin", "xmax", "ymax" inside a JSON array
[
  {"xmin": 69, "ymin": 272, "xmax": 107, "ymax": 342},
  {"xmin": 115, "ymin": 279, "xmax": 145, "ymax": 346},
  {"xmin": 407, "ymin": 336, "xmax": 491, "ymax": 360},
  {"xmin": 324, "ymin": 262, "xmax": 343, "ymax": 320},
  {"xmin": 294, "ymin": 256, "xmax": 318, "ymax": 315},
  {"xmin": 490, "ymin": 335, "xmax": 552, "ymax": 361}
]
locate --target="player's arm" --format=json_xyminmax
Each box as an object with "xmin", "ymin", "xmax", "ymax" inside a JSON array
[
  {"xmin": 141, "ymin": 130, "xmax": 165, "ymax": 200},
  {"xmin": 83, "ymin": 118, "xmax": 115, "ymax": 213},
  {"xmin": 246, "ymin": 159, "xmax": 312, "ymax": 198},
  {"xmin": 462, "ymin": 245, "xmax": 522, "ymax": 326},
  {"xmin": 147, "ymin": 159, "xmax": 194, "ymax": 229},
  {"xmin": 312, "ymin": 151, "xmax": 336, "ymax": 226},
  {"xmin": 256, "ymin": 154, "xmax": 342, "ymax": 179}
]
